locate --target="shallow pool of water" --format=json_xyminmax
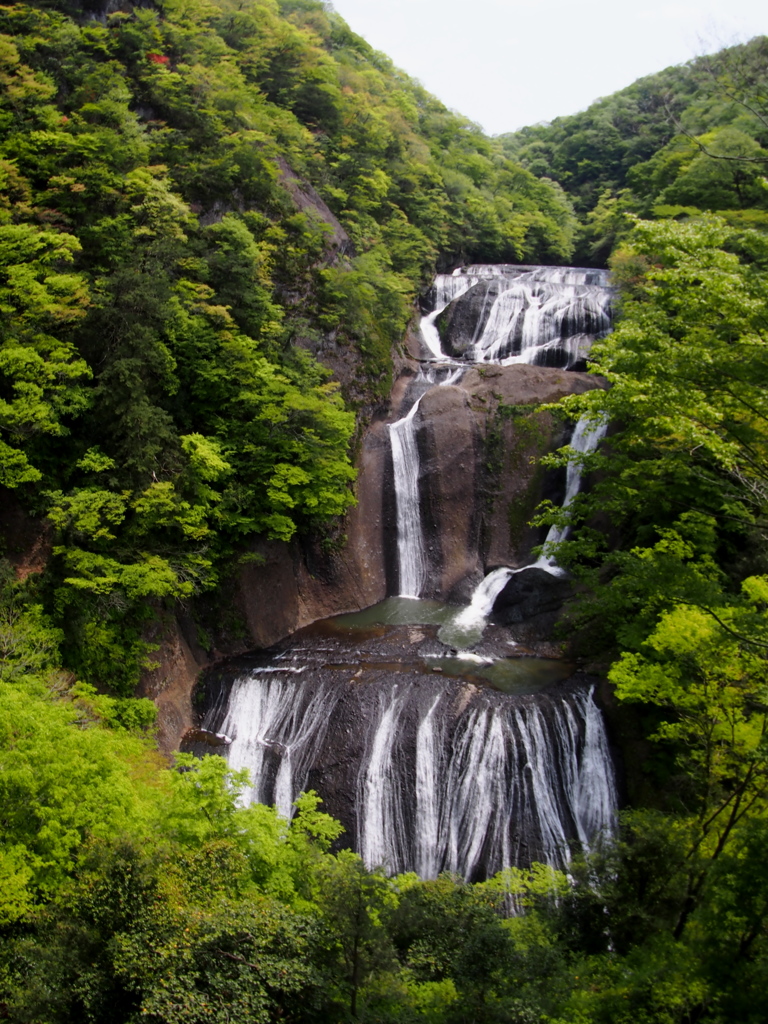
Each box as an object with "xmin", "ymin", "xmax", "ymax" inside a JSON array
[
  {"xmin": 309, "ymin": 598, "xmax": 572, "ymax": 696},
  {"xmin": 422, "ymin": 654, "xmax": 572, "ymax": 695},
  {"xmin": 328, "ymin": 596, "xmax": 515, "ymax": 651},
  {"xmin": 332, "ymin": 596, "xmax": 460, "ymax": 628}
]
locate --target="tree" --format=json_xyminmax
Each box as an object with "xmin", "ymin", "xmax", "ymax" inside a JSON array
[
  {"xmin": 0, "ymin": 222, "xmax": 90, "ymax": 486},
  {"xmin": 315, "ymin": 852, "xmax": 398, "ymax": 1019},
  {"xmin": 533, "ymin": 215, "xmax": 768, "ymax": 1019},
  {"xmin": 547, "ymin": 214, "xmax": 768, "ymax": 603},
  {"xmin": 610, "ymin": 586, "xmax": 768, "ymax": 937}
]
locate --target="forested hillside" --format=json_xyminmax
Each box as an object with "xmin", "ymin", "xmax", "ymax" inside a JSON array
[
  {"xmin": 500, "ymin": 35, "xmax": 768, "ymax": 261},
  {"xmin": 0, "ymin": 0, "xmax": 578, "ymax": 692},
  {"xmin": 2, "ymin": 1, "xmax": 768, "ymax": 1020}
]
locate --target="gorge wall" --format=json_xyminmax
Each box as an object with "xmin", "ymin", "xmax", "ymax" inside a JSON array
[
  {"xmin": 174, "ymin": 262, "xmax": 620, "ymax": 880},
  {"xmin": 147, "ymin": 265, "xmax": 611, "ymax": 754},
  {"xmin": 145, "ymin": 361, "xmax": 600, "ymax": 752}
]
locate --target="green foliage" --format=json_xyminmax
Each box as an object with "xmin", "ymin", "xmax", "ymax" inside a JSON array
[
  {"xmin": 3, "ymin": 7, "xmax": 768, "ymax": 1023},
  {"xmin": 528, "ymin": 213, "xmax": 768, "ymax": 1020},
  {"xmin": 0, "ymin": 0, "xmax": 580, "ymax": 692},
  {"xmin": 0, "ymin": 577, "xmax": 159, "ymax": 906},
  {"xmin": 538, "ymin": 216, "xmax": 768, "ymax": 609},
  {"xmin": 0, "ymin": 221, "xmax": 90, "ymax": 485},
  {"xmin": 315, "ymin": 851, "xmax": 399, "ymax": 1017},
  {"xmin": 1, "ymin": 553, "xmax": 765, "ymax": 1023},
  {"xmin": 500, "ymin": 35, "xmax": 768, "ymax": 262}
]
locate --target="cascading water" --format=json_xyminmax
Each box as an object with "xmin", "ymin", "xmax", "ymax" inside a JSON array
[
  {"xmin": 535, "ymin": 413, "xmax": 608, "ymax": 572},
  {"xmin": 359, "ymin": 683, "xmax": 411, "ymax": 871},
  {"xmin": 361, "ymin": 680, "xmax": 617, "ymax": 878},
  {"xmin": 419, "ymin": 273, "xmax": 480, "ymax": 360},
  {"xmin": 198, "ymin": 261, "xmax": 619, "ymax": 885},
  {"xmin": 200, "ymin": 635, "xmax": 618, "ymax": 881},
  {"xmin": 445, "ymin": 567, "xmax": 517, "ymax": 645},
  {"xmin": 440, "ymin": 412, "xmax": 608, "ymax": 646},
  {"xmin": 212, "ymin": 663, "xmax": 341, "ymax": 821},
  {"xmin": 390, "ymin": 402, "xmax": 428, "ymax": 598},
  {"xmin": 389, "ymin": 265, "xmax": 611, "ymax": 602},
  {"xmin": 425, "ymin": 265, "xmax": 612, "ymax": 367},
  {"xmin": 389, "ymin": 366, "xmax": 463, "ymax": 598}
]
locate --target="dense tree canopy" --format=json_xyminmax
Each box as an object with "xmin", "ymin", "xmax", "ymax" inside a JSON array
[
  {"xmin": 2, "ymin": 5, "xmax": 768, "ymax": 1021},
  {"xmin": 500, "ymin": 35, "xmax": 768, "ymax": 261},
  {"xmin": 529, "ymin": 215, "xmax": 768, "ymax": 1020}
]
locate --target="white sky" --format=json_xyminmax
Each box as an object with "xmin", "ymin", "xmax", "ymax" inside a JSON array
[{"xmin": 328, "ymin": 0, "xmax": 767, "ymax": 135}]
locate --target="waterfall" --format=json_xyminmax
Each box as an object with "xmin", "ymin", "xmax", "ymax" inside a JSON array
[
  {"xmin": 203, "ymin": 261, "xmax": 619, "ymax": 886},
  {"xmin": 535, "ymin": 413, "xmax": 608, "ymax": 572},
  {"xmin": 420, "ymin": 272, "xmax": 479, "ymax": 360},
  {"xmin": 389, "ymin": 266, "xmax": 610, "ymax": 601},
  {"xmin": 445, "ymin": 412, "xmax": 608, "ymax": 641},
  {"xmin": 389, "ymin": 366, "xmax": 464, "ymax": 598},
  {"xmin": 359, "ymin": 684, "xmax": 410, "ymax": 871},
  {"xmin": 414, "ymin": 693, "xmax": 444, "ymax": 878},
  {"xmin": 390, "ymin": 400, "xmax": 428, "ymax": 598},
  {"xmin": 204, "ymin": 669, "xmax": 617, "ymax": 880},
  {"xmin": 557, "ymin": 688, "xmax": 619, "ymax": 851},
  {"xmin": 420, "ymin": 265, "xmax": 612, "ymax": 367},
  {"xmin": 360, "ymin": 682, "xmax": 617, "ymax": 878},
  {"xmin": 447, "ymin": 566, "xmax": 514, "ymax": 640},
  {"xmin": 215, "ymin": 671, "xmax": 341, "ymax": 820}
]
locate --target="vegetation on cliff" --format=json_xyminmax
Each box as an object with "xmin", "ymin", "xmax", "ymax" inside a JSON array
[
  {"xmin": 0, "ymin": 0, "xmax": 578, "ymax": 693},
  {"xmin": 534, "ymin": 212, "xmax": 768, "ymax": 1023},
  {"xmin": 507, "ymin": 59, "xmax": 768, "ymax": 998},
  {"xmin": 1, "ymin": 1, "xmax": 768, "ymax": 1019}
]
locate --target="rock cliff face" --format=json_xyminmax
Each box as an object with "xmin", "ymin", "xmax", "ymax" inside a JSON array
[
  {"xmin": 409, "ymin": 363, "xmax": 600, "ymax": 602},
  {"xmin": 145, "ymin": 358, "xmax": 600, "ymax": 753},
  {"xmin": 435, "ymin": 279, "xmax": 508, "ymax": 358},
  {"xmin": 416, "ymin": 384, "xmax": 482, "ymax": 601}
]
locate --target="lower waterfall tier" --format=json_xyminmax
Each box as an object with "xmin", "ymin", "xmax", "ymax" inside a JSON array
[{"xmin": 191, "ymin": 603, "xmax": 618, "ymax": 882}]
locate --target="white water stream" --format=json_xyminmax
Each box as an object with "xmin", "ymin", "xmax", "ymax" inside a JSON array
[
  {"xmin": 205, "ymin": 665, "xmax": 617, "ymax": 880},
  {"xmin": 443, "ymin": 411, "xmax": 608, "ymax": 645},
  {"xmin": 206, "ymin": 262, "xmax": 618, "ymax": 883},
  {"xmin": 389, "ymin": 366, "xmax": 463, "ymax": 598},
  {"xmin": 389, "ymin": 401, "xmax": 429, "ymax": 598},
  {"xmin": 419, "ymin": 272, "xmax": 480, "ymax": 360}
]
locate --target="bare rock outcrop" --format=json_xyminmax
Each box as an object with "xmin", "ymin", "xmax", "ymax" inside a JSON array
[
  {"xmin": 417, "ymin": 384, "xmax": 483, "ymax": 600},
  {"xmin": 458, "ymin": 364, "xmax": 600, "ymax": 570}
]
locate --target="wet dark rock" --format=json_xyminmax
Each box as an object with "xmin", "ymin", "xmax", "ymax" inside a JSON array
[
  {"xmin": 436, "ymin": 279, "xmax": 507, "ymax": 357},
  {"xmin": 181, "ymin": 727, "xmax": 232, "ymax": 760},
  {"xmin": 492, "ymin": 567, "xmax": 573, "ymax": 624}
]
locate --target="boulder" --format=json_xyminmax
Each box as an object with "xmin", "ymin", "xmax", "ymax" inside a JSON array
[
  {"xmin": 492, "ymin": 567, "xmax": 573, "ymax": 625},
  {"xmin": 435, "ymin": 279, "xmax": 507, "ymax": 358}
]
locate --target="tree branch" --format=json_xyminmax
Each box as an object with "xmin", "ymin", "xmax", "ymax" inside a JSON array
[
  {"xmin": 699, "ymin": 605, "xmax": 768, "ymax": 650},
  {"xmin": 663, "ymin": 100, "xmax": 768, "ymax": 164}
]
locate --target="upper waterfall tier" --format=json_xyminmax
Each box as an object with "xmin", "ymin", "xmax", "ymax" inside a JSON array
[{"xmin": 421, "ymin": 265, "xmax": 612, "ymax": 368}]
